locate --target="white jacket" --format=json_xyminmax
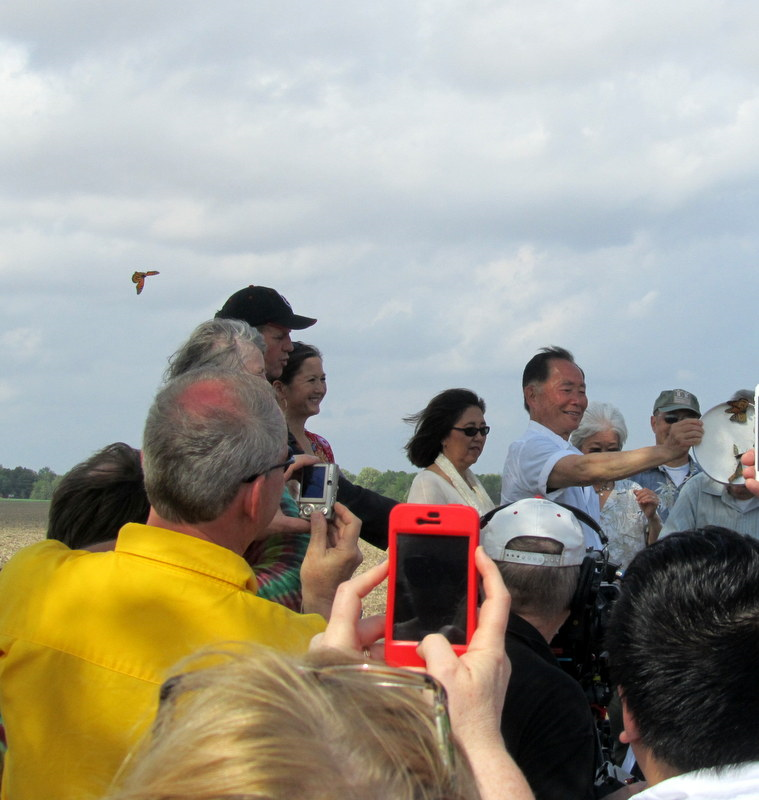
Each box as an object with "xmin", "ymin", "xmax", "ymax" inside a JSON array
[{"xmin": 636, "ymin": 762, "xmax": 759, "ymax": 799}]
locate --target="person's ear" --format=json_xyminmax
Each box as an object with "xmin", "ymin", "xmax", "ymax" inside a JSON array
[
  {"xmin": 272, "ymin": 380, "xmax": 287, "ymax": 404},
  {"xmin": 619, "ymin": 691, "xmax": 641, "ymax": 746},
  {"xmin": 242, "ymin": 475, "xmax": 264, "ymax": 522},
  {"xmin": 649, "ymin": 414, "xmax": 657, "ymax": 434}
]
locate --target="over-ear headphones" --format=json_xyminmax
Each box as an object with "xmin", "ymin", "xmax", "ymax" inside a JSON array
[{"xmin": 479, "ymin": 499, "xmax": 607, "ymax": 616}]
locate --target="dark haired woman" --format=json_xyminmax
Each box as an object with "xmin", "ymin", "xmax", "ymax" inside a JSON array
[
  {"xmin": 273, "ymin": 342, "xmax": 333, "ymax": 463},
  {"xmin": 272, "ymin": 341, "xmax": 395, "ymax": 550},
  {"xmin": 405, "ymin": 389, "xmax": 494, "ymax": 513}
]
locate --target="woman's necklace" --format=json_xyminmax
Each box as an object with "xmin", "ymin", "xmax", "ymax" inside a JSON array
[{"xmin": 594, "ymin": 481, "xmax": 614, "ymax": 495}]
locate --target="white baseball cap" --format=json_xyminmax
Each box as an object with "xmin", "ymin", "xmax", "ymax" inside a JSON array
[{"xmin": 481, "ymin": 498, "xmax": 586, "ymax": 566}]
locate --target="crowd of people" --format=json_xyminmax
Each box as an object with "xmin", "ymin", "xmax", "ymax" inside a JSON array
[{"xmin": 1, "ymin": 286, "xmax": 759, "ymax": 800}]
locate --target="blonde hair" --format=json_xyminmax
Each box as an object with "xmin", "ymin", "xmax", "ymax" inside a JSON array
[{"xmin": 106, "ymin": 645, "xmax": 480, "ymax": 800}]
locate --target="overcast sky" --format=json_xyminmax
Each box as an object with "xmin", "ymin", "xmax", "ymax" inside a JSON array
[{"xmin": 2, "ymin": 0, "xmax": 758, "ymax": 479}]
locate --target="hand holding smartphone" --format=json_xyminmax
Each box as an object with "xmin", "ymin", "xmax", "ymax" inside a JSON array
[{"xmin": 385, "ymin": 503, "xmax": 479, "ymax": 668}]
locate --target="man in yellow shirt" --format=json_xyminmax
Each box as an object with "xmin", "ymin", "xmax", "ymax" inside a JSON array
[{"xmin": 0, "ymin": 368, "xmax": 361, "ymax": 800}]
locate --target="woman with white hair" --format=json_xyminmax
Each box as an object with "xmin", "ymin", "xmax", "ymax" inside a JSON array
[{"xmin": 570, "ymin": 402, "xmax": 661, "ymax": 569}]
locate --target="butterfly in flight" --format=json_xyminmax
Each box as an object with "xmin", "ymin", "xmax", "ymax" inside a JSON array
[
  {"xmin": 725, "ymin": 397, "xmax": 751, "ymax": 423},
  {"xmin": 132, "ymin": 270, "xmax": 160, "ymax": 295}
]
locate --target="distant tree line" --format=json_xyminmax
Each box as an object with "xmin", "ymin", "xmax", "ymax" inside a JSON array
[
  {"xmin": 342, "ymin": 468, "xmax": 501, "ymax": 505},
  {"xmin": 2, "ymin": 463, "xmax": 501, "ymax": 505},
  {"xmin": 0, "ymin": 466, "xmax": 61, "ymax": 500}
]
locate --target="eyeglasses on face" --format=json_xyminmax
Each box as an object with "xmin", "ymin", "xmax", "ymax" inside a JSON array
[
  {"xmin": 662, "ymin": 412, "xmax": 699, "ymax": 425},
  {"xmin": 158, "ymin": 661, "xmax": 454, "ymax": 772},
  {"xmin": 241, "ymin": 453, "xmax": 295, "ymax": 484},
  {"xmin": 451, "ymin": 425, "xmax": 490, "ymax": 437}
]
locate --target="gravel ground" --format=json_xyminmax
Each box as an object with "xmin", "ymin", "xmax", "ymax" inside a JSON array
[
  {"xmin": 0, "ymin": 499, "xmax": 388, "ymax": 614},
  {"xmin": 355, "ymin": 540, "xmax": 389, "ymax": 617}
]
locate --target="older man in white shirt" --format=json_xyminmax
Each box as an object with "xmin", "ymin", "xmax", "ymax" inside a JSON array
[{"xmin": 501, "ymin": 346, "xmax": 703, "ymax": 550}]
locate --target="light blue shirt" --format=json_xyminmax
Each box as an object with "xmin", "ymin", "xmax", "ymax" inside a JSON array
[
  {"xmin": 501, "ymin": 420, "xmax": 602, "ymax": 550},
  {"xmin": 661, "ymin": 472, "xmax": 759, "ymax": 539}
]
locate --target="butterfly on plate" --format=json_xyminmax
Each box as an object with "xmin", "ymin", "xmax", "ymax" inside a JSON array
[
  {"xmin": 132, "ymin": 271, "xmax": 160, "ymax": 295},
  {"xmin": 724, "ymin": 397, "xmax": 751, "ymax": 424},
  {"xmin": 728, "ymin": 444, "xmax": 745, "ymax": 483}
]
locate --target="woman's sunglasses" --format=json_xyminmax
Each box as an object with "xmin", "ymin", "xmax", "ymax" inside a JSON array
[{"xmin": 451, "ymin": 425, "xmax": 490, "ymax": 437}]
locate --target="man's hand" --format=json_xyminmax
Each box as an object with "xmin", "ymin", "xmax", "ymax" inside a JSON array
[
  {"xmin": 300, "ymin": 502, "xmax": 363, "ymax": 620},
  {"xmin": 662, "ymin": 417, "xmax": 703, "ymax": 456},
  {"xmin": 286, "ymin": 453, "xmax": 319, "ymax": 481}
]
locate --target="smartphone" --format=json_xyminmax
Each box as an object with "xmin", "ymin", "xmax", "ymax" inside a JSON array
[
  {"xmin": 385, "ymin": 503, "xmax": 479, "ymax": 668},
  {"xmin": 298, "ymin": 463, "xmax": 338, "ymax": 520}
]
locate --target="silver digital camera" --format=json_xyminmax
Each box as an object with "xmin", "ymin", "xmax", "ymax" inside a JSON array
[{"xmin": 298, "ymin": 463, "xmax": 339, "ymax": 520}]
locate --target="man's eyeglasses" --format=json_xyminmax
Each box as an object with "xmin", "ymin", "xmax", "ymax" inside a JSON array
[
  {"xmin": 241, "ymin": 454, "xmax": 295, "ymax": 484},
  {"xmin": 662, "ymin": 412, "xmax": 699, "ymax": 425},
  {"xmin": 451, "ymin": 425, "xmax": 490, "ymax": 437},
  {"xmin": 302, "ymin": 662, "xmax": 454, "ymax": 771}
]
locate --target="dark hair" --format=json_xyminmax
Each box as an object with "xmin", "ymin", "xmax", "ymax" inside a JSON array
[
  {"xmin": 606, "ymin": 527, "xmax": 759, "ymax": 774},
  {"xmin": 278, "ymin": 342, "xmax": 322, "ymax": 386},
  {"xmin": 521, "ymin": 346, "xmax": 581, "ymax": 412},
  {"xmin": 404, "ymin": 389, "xmax": 486, "ymax": 468},
  {"xmin": 47, "ymin": 443, "xmax": 150, "ymax": 549}
]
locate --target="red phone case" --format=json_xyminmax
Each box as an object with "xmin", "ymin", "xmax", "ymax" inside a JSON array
[{"xmin": 384, "ymin": 503, "xmax": 479, "ymax": 668}]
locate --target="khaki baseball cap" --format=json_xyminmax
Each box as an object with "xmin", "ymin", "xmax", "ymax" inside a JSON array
[{"xmin": 653, "ymin": 389, "xmax": 701, "ymax": 416}]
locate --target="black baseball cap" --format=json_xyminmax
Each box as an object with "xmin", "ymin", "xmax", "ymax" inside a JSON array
[{"xmin": 215, "ymin": 286, "xmax": 316, "ymax": 330}]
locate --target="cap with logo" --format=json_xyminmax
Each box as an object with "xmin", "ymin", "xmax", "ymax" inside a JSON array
[
  {"xmin": 480, "ymin": 497, "xmax": 586, "ymax": 566},
  {"xmin": 216, "ymin": 286, "xmax": 316, "ymax": 330},
  {"xmin": 653, "ymin": 389, "xmax": 701, "ymax": 416}
]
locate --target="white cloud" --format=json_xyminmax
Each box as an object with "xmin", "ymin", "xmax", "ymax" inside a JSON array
[{"xmin": 0, "ymin": 0, "xmax": 757, "ymax": 475}]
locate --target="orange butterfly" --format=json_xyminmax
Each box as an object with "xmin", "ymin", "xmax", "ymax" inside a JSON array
[
  {"xmin": 725, "ymin": 397, "xmax": 751, "ymax": 423},
  {"xmin": 132, "ymin": 270, "xmax": 160, "ymax": 295}
]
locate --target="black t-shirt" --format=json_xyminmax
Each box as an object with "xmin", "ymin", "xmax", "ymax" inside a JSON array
[{"xmin": 501, "ymin": 613, "xmax": 598, "ymax": 800}]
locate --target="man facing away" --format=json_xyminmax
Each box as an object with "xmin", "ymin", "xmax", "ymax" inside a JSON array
[
  {"xmin": 628, "ymin": 389, "xmax": 702, "ymax": 522},
  {"xmin": 481, "ymin": 498, "xmax": 598, "ymax": 800},
  {"xmin": 607, "ymin": 527, "xmax": 759, "ymax": 799},
  {"xmin": 501, "ymin": 346, "xmax": 703, "ymax": 550},
  {"xmin": 0, "ymin": 369, "xmax": 360, "ymax": 800}
]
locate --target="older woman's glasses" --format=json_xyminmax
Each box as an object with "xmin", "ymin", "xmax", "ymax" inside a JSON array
[
  {"xmin": 159, "ymin": 661, "xmax": 455, "ymax": 771},
  {"xmin": 451, "ymin": 425, "xmax": 490, "ymax": 437},
  {"xmin": 303, "ymin": 663, "xmax": 455, "ymax": 770}
]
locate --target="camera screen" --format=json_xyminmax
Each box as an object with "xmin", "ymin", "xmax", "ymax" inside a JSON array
[
  {"xmin": 391, "ymin": 533, "xmax": 469, "ymax": 644},
  {"xmin": 301, "ymin": 466, "xmax": 327, "ymax": 500}
]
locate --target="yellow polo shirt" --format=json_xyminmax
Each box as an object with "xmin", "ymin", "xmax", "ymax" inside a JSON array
[{"xmin": 0, "ymin": 524, "xmax": 326, "ymax": 800}]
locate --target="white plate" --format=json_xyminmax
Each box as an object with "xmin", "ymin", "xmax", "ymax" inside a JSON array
[{"xmin": 693, "ymin": 400, "xmax": 755, "ymax": 484}]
